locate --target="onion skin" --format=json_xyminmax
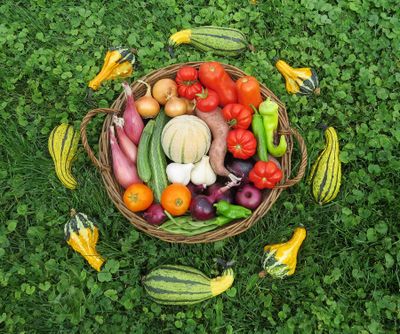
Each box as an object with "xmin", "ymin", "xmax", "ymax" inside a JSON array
[
  {"xmin": 165, "ymin": 96, "xmax": 187, "ymax": 117},
  {"xmin": 152, "ymin": 78, "xmax": 178, "ymax": 105},
  {"xmin": 109, "ymin": 125, "xmax": 141, "ymax": 189},
  {"xmin": 122, "ymin": 82, "xmax": 144, "ymax": 145}
]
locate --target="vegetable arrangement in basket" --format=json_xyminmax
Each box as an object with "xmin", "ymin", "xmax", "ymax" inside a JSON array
[{"xmin": 106, "ymin": 61, "xmax": 295, "ymax": 236}]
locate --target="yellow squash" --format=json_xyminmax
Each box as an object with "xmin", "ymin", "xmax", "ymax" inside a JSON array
[
  {"xmin": 275, "ymin": 59, "xmax": 320, "ymax": 96},
  {"xmin": 48, "ymin": 123, "xmax": 80, "ymax": 189},
  {"xmin": 260, "ymin": 227, "xmax": 306, "ymax": 279},
  {"xmin": 308, "ymin": 126, "xmax": 342, "ymax": 205},
  {"xmin": 64, "ymin": 209, "xmax": 105, "ymax": 272},
  {"xmin": 88, "ymin": 47, "xmax": 136, "ymax": 91}
]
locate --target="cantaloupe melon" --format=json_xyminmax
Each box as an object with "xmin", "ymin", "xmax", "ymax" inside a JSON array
[{"xmin": 161, "ymin": 115, "xmax": 211, "ymax": 164}]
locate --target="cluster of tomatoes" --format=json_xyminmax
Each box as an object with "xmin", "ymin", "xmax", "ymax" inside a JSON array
[{"xmin": 176, "ymin": 62, "xmax": 263, "ymax": 160}]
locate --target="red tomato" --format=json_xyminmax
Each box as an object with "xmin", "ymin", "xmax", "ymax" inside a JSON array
[
  {"xmin": 249, "ymin": 161, "xmax": 283, "ymax": 189},
  {"xmin": 175, "ymin": 66, "xmax": 203, "ymax": 100},
  {"xmin": 226, "ymin": 129, "xmax": 257, "ymax": 159},
  {"xmin": 195, "ymin": 88, "xmax": 219, "ymax": 112},
  {"xmin": 198, "ymin": 62, "xmax": 237, "ymax": 107},
  {"xmin": 222, "ymin": 103, "xmax": 253, "ymax": 129}
]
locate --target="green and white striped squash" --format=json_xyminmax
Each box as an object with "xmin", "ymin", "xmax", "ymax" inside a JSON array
[
  {"xmin": 161, "ymin": 115, "xmax": 211, "ymax": 164},
  {"xmin": 142, "ymin": 264, "xmax": 234, "ymax": 305},
  {"xmin": 168, "ymin": 26, "xmax": 248, "ymax": 57}
]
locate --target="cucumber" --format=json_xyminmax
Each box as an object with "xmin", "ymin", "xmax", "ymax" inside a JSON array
[
  {"xmin": 137, "ymin": 120, "xmax": 155, "ymax": 183},
  {"xmin": 142, "ymin": 265, "xmax": 234, "ymax": 305},
  {"xmin": 149, "ymin": 111, "xmax": 169, "ymax": 202}
]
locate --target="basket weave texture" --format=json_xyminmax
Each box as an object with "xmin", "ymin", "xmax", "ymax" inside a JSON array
[{"xmin": 80, "ymin": 61, "xmax": 307, "ymax": 244}]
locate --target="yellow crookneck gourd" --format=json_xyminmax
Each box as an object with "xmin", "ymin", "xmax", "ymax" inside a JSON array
[
  {"xmin": 88, "ymin": 47, "xmax": 136, "ymax": 91},
  {"xmin": 48, "ymin": 123, "xmax": 80, "ymax": 189},
  {"xmin": 275, "ymin": 59, "xmax": 320, "ymax": 96},
  {"xmin": 64, "ymin": 209, "xmax": 105, "ymax": 272},
  {"xmin": 260, "ymin": 227, "xmax": 306, "ymax": 279}
]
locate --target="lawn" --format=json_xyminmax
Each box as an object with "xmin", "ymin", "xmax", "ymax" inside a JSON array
[{"xmin": 1, "ymin": 0, "xmax": 399, "ymax": 333}]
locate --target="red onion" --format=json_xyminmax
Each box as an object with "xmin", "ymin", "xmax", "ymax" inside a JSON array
[
  {"xmin": 226, "ymin": 158, "xmax": 255, "ymax": 183},
  {"xmin": 109, "ymin": 125, "xmax": 141, "ymax": 189},
  {"xmin": 235, "ymin": 184, "xmax": 263, "ymax": 210},
  {"xmin": 113, "ymin": 116, "xmax": 137, "ymax": 164},
  {"xmin": 122, "ymin": 82, "xmax": 144, "ymax": 145},
  {"xmin": 190, "ymin": 195, "xmax": 215, "ymax": 220},
  {"xmin": 190, "ymin": 180, "xmax": 238, "ymax": 220},
  {"xmin": 143, "ymin": 204, "xmax": 167, "ymax": 225},
  {"xmin": 187, "ymin": 182, "xmax": 206, "ymax": 198},
  {"xmin": 207, "ymin": 183, "xmax": 234, "ymax": 203}
]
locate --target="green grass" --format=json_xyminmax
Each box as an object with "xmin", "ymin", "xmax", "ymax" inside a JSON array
[{"xmin": 1, "ymin": 0, "xmax": 399, "ymax": 333}]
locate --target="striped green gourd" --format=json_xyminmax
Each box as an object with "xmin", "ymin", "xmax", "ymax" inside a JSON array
[
  {"xmin": 142, "ymin": 265, "xmax": 234, "ymax": 305},
  {"xmin": 48, "ymin": 123, "xmax": 80, "ymax": 189},
  {"xmin": 148, "ymin": 111, "xmax": 169, "ymax": 202},
  {"xmin": 308, "ymin": 126, "xmax": 342, "ymax": 205},
  {"xmin": 168, "ymin": 26, "xmax": 248, "ymax": 57}
]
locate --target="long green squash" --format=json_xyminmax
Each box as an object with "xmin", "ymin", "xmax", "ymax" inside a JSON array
[
  {"xmin": 148, "ymin": 111, "xmax": 169, "ymax": 202},
  {"xmin": 137, "ymin": 120, "xmax": 155, "ymax": 183},
  {"xmin": 168, "ymin": 26, "xmax": 248, "ymax": 57},
  {"xmin": 48, "ymin": 123, "xmax": 80, "ymax": 189},
  {"xmin": 308, "ymin": 126, "xmax": 341, "ymax": 204},
  {"xmin": 142, "ymin": 264, "xmax": 234, "ymax": 305}
]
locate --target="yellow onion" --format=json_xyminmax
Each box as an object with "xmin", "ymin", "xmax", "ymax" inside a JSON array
[
  {"xmin": 152, "ymin": 78, "xmax": 178, "ymax": 105},
  {"xmin": 165, "ymin": 96, "xmax": 188, "ymax": 117},
  {"xmin": 135, "ymin": 80, "xmax": 160, "ymax": 118}
]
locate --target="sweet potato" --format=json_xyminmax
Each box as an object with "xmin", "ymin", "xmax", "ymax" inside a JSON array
[{"xmin": 195, "ymin": 108, "xmax": 240, "ymax": 183}]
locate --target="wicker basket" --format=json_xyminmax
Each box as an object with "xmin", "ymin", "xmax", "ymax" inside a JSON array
[{"xmin": 80, "ymin": 61, "xmax": 307, "ymax": 244}]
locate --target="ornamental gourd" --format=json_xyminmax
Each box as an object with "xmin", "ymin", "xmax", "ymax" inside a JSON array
[
  {"xmin": 308, "ymin": 126, "xmax": 342, "ymax": 205},
  {"xmin": 161, "ymin": 115, "xmax": 211, "ymax": 164},
  {"xmin": 48, "ymin": 123, "xmax": 80, "ymax": 189},
  {"xmin": 275, "ymin": 59, "xmax": 320, "ymax": 96},
  {"xmin": 259, "ymin": 227, "xmax": 306, "ymax": 279},
  {"xmin": 142, "ymin": 264, "xmax": 234, "ymax": 305},
  {"xmin": 168, "ymin": 26, "xmax": 249, "ymax": 57},
  {"xmin": 64, "ymin": 210, "xmax": 105, "ymax": 272},
  {"xmin": 88, "ymin": 47, "xmax": 136, "ymax": 91}
]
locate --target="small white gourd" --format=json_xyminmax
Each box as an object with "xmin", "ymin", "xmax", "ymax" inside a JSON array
[
  {"xmin": 190, "ymin": 156, "xmax": 217, "ymax": 187},
  {"xmin": 166, "ymin": 163, "xmax": 194, "ymax": 185}
]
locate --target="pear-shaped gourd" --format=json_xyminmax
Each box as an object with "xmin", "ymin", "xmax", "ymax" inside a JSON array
[
  {"xmin": 260, "ymin": 227, "xmax": 306, "ymax": 279},
  {"xmin": 88, "ymin": 47, "xmax": 136, "ymax": 91},
  {"xmin": 275, "ymin": 59, "xmax": 320, "ymax": 96},
  {"xmin": 64, "ymin": 209, "xmax": 105, "ymax": 271}
]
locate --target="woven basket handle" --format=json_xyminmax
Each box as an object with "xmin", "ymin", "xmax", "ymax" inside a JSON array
[
  {"xmin": 275, "ymin": 127, "xmax": 308, "ymax": 189},
  {"xmin": 80, "ymin": 108, "xmax": 118, "ymax": 171}
]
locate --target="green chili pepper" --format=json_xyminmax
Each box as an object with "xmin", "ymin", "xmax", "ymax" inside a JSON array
[
  {"xmin": 258, "ymin": 98, "xmax": 287, "ymax": 157},
  {"xmin": 214, "ymin": 201, "xmax": 252, "ymax": 219},
  {"xmin": 251, "ymin": 106, "xmax": 269, "ymax": 161}
]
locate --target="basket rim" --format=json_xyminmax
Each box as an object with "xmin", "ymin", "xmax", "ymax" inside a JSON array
[{"xmin": 80, "ymin": 61, "xmax": 307, "ymax": 244}]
